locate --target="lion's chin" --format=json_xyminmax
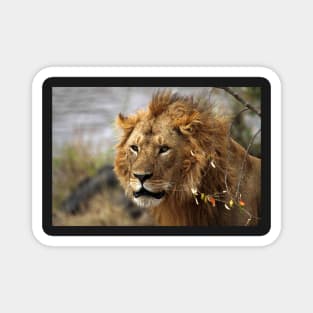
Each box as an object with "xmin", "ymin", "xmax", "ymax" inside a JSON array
[{"xmin": 133, "ymin": 196, "xmax": 163, "ymax": 209}]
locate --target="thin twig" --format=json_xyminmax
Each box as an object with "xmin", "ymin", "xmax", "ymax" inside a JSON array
[
  {"xmin": 190, "ymin": 186, "xmax": 260, "ymax": 222},
  {"xmin": 204, "ymin": 87, "xmax": 261, "ymax": 225},
  {"xmin": 235, "ymin": 128, "xmax": 261, "ymax": 198},
  {"xmin": 217, "ymin": 87, "xmax": 261, "ymax": 116},
  {"xmin": 224, "ymin": 107, "xmax": 250, "ymax": 193}
]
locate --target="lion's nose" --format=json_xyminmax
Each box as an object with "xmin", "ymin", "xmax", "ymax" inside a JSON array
[{"xmin": 133, "ymin": 173, "xmax": 153, "ymax": 183}]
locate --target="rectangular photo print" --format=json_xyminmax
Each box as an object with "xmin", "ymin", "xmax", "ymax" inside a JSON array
[{"xmin": 42, "ymin": 75, "xmax": 271, "ymax": 237}]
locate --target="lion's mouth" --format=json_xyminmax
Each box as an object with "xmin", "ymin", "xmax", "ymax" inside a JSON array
[{"xmin": 133, "ymin": 188, "xmax": 165, "ymax": 199}]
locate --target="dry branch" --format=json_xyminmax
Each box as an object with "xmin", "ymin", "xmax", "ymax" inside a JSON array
[
  {"xmin": 235, "ymin": 128, "xmax": 261, "ymax": 198},
  {"xmin": 217, "ymin": 87, "xmax": 261, "ymax": 116},
  {"xmin": 213, "ymin": 87, "xmax": 262, "ymax": 224}
]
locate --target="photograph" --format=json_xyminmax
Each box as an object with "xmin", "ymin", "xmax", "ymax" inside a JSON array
[{"xmin": 52, "ymin": 86, "xmax": 261, "ymax": 227}]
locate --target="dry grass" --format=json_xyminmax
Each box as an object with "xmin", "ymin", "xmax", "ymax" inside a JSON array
[{"xmin": 52, "ymin": 141, "xmax": 155, "ymax": 226}]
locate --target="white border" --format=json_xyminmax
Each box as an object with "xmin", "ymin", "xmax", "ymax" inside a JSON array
[{"xmin": 32, "ymin": 67, "xmax": 281, "ymax": 247}]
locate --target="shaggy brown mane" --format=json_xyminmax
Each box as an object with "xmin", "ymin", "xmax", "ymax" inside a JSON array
[{"xmin": 114, "ymin": 90, "xmax": 261, "ymax": 226}]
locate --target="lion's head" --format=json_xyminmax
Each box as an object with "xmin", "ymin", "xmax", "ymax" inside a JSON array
[{"xmin": 114, "ymin": 90, "xmax": 231, "ymax": 212}]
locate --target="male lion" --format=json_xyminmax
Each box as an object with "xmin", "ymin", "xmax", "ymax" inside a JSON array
[{"xmin": 114, "ymin": 90, "xmax": 261, "ymax": 226}]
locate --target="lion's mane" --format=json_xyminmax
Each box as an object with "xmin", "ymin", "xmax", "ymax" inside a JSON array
[{"xmin": 114, "ymin": 90, "xmax": 261, "ymax": 226}]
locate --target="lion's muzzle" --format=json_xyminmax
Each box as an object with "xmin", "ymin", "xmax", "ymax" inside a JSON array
[
  {"xmin": 133, "ymin": 188, "xmax": 165, "ymax": 199},
  {"xmin": 130, "ymin": 172, "xmax": 167, "ymax": 208}
]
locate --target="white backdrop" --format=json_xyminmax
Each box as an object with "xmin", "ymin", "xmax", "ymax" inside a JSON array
[{"xmin": 0, "ymin": 0, "xmax": 311, "ymax": 312}]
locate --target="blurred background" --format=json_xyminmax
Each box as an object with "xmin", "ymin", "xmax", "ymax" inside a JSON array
[{"xmin": 52, "ymin": 87, "xmax": 261, "ymax": 226}]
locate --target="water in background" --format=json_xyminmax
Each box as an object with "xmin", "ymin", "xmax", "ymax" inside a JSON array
[{"xmin": 52, "ymin": 87, "xmax": 260, "ymax": 156}]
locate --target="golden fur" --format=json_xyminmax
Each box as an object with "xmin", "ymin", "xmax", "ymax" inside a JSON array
[{"xmin": 114, "ymin": 90, "xmax": 261, "ymax": 226}]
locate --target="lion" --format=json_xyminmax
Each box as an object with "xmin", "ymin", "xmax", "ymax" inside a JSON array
[{"xmin": 114, "ymin": 90, "xmax": 261, "ymax": 226}]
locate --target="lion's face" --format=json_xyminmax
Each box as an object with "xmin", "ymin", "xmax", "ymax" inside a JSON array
[
  {"xmin": 116, "ymin": 115, "xmax": 185, "ymax": 208},
  {"xmin": 114, "ymin": 91, "xmax": 212, "ymax": 210}
]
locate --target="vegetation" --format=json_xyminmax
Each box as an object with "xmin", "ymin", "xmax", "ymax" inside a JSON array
[{"xmin": 52, "ymin": 141, "xmax": 153, "ymax": 226}]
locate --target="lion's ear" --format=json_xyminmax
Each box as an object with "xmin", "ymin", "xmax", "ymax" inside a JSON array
[
  {"xmin": 116, "ymin": 113, "xmax": 137, "ymax": 131},
  {"xmin": 176, "ymin": 112, "xmax": 202, "ymax": 136},
  {"xmin": 116, "ymin": 113, "xmax": 138, "ymax": 146},
  {"xmin": 178, "ymin": 123, "xmax": 195, "ymax": 136},
  {"xmin": 116, "ymin": 113, "xmax": 128, "ymax": 129}
]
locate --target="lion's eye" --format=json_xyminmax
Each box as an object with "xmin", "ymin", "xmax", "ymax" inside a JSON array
[
  {"xmin": 159, "ymin": 145, "xmax": 170, "ymax": 154},
  {"xmin": 130, "ymin": 145, "xmax": 139, "ymax": 152}
]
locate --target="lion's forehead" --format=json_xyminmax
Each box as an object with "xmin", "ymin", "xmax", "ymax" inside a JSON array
[
  {"xmin": 130, "ymin": 119, "xmax": 177, "ymax": 145},
  {"xmin": 134, "ymin": 118, "xmax": 171, "ymax": 132},
  {"xmin": 132, "ymin": 133, "xmax": 166, "ymax": 146}
]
